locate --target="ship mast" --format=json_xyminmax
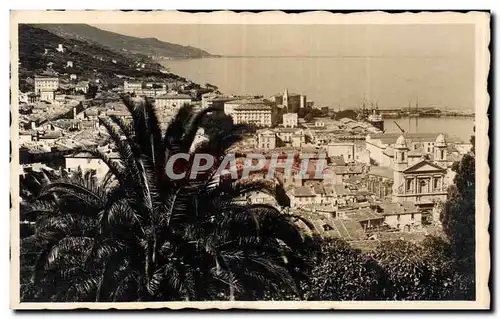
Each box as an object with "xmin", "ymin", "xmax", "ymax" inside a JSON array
[
  {"xmin": 408, "ymin": 100, "xmax": 411, "ymax": 133},
  {"xmin": 415, "ymin": 96, "xmax": 419, "ymax": 133}
]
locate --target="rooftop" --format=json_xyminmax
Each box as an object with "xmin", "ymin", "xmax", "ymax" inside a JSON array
[
  {"xmin": 368, "ymin": 133, "xmax": 464, "ymax": 145},
  {"xmin": 233, "ymin": 104, "xmax": 272, "ymax": 111},
  {"xmin": 368, "ymin": 166, "xmax": 393, "ymax": 179},
  {"xmin": 293, "ymin": 186, "xmax": 315, "ymax": 197},
  {"xmin": 378, "ymin": 201, "xmax": 419, "ymax": 216},
  {"xmin": 155, "ymin": 93, "xmax": 192, "ymax": 100}
]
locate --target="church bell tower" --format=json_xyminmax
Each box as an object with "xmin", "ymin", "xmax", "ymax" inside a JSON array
[{"xmin": 393, "ymin": 135, "xmax": 409, "ymax": 198}]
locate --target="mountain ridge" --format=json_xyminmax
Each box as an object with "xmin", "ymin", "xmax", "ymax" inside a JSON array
[
  {"xmin": 34, "ymin": 24, "xmax": 214, "ymax": 59},
  {"xmin": 18, "ymin": 25, "xmax": 191, "ymax": 92}
]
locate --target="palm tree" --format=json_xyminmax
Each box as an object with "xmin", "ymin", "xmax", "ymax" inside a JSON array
[
  {"xmin": 20, "ymin": 95, "xmax": 312, "ymax": 302},
  {"xmin": 20, "ymin": 168, "xmax": 120, "ymax": 301}
]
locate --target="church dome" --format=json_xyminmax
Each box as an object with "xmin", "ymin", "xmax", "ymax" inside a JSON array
[
  {"xmin": 395, "ymin": 135, "xmax": 407, "ymax": 148},
  {"xmin": 435, "ymin": 134, "xmax": 446, "ymax": 146}
]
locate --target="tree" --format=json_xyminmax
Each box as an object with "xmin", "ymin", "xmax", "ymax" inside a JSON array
[
  {"xmin": 85, "ymin": 84, "xmax": 98, "ymax": 99},
  {"xmin": 20, "ymin": 168, "xmax": 119, "ymax": 301},
  {"xmin": 374, "ymin": 237, "xmax": 458, "ymax": 300},
  {"xmin": 304, "ymin": 113, "xmax": 314, "ymax": 123},
  {"xmin": 20, "ymin": 95, "xmax": 311, "ymax": 302},
  {"xmin": 303, "ymin": 239, "xmax": 383, "ymax": 301},
  {"xmin": 440, "ymin": 130, "xmax": 476, "ymax": 300}
]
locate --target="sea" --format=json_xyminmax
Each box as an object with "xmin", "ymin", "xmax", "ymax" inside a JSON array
[{"xmin": 163, "ymin": 57, "xmax": 475, "ymax": 142}]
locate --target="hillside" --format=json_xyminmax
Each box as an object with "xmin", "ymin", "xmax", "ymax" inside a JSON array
[
  {"xmin": 18, "ymin": 24, "xmax": 189, "ymax": 90},
  {"xmin": 34, "ymin": 24, "xmax": 214, "ymax": 59}
]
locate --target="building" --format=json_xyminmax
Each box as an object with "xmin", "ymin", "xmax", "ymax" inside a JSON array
[
  {"xmin": 392, "ymin": 135, "xmax": 448, "ymax": 215},
  {"xmin": 269, "ymin": 89, "xmax": 307, "ymax": 113},
  {"xmin": 231, "ymin": 103, "xmax": 273, "ymax": 127},
  {"xmin": 283, "ymin": 112, "xmax": 298, "ymax": 128},
  {"xmin": 224, "ymin": 98, "xmax": 265, "ymax": 117},
  {"xmin": 366, "ymin": 166, "xmax": 394, "ymax": 199},
  {"xmin": 154, "ymin": 93, "xmax": 193, "ymax": 109},
  {"xmin": 289, "ymin": 186, "xmax": 316, "ymax": 208},
  {"xmin": 377, "ymin": 201, "xmax": 422, "ymax": 231},
  {"xmin": 66, "ymin": 61, "xmax": 73, "ymax": 68},
  {"xmin": 34, "ymin": 75, "xmax": 59, "ymax": 94},
  {"xmin": 275, "ymin": 128, "xmax": 305, "ymax": 148},
  {"xmin": 39, "ymin": 91, "xmax": 55, "ymax": 102},
  {"xmin": 56, "ymin": 44, "xmax": 64, "ymax": 53},
  {"xmin": 139, "ymin": 87, "xmax": 167, "ymax": 97},
  {"xmin": 257, "ymin": 129, "xmax": 276, "ymax": 150},
  {"xmin": 123, "ymin": 81, "xmax": 143, "ymax": 93},
  {"xmin": 75, "ymin": 81, "xmax": 89, "ymax": 94},
  {"xmin": 365, "ymin": 132, "xmax": 466, "ymax": 167},
  {"xmin": 65, "ymin": 149, "xmax": 120, "ymax": 181},
  {"xmin": 327, "ymin": 142, "xmax": 356, "ymax": 163}
]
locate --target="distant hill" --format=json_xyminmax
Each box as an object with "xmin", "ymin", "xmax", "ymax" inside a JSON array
[
  {"xmin": 18, "ymin": 25, "xmax": 189, "ymax": 89},
  {"xmin": 35, "ymin": 24, "xmax": 214, "ymax": 59}
]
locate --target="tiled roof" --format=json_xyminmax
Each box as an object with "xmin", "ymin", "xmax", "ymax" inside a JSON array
[
  {"xmin": 293, "ymin": 186, "xmax": 315, "ymax": 197},
  {"xmin": 233, "ymin": 103, "xmax": 272, "ymax": 111},
  {"xmin": 368, "ymin": 166, "xmax": 393, "ymax": 179},
  {"xmin": 333, "ymin": 184, "xmax": 349, "ymax": 196},
  {"xmin": 348, "ymin": 208, "xmax": 384, "ymax": 222},
  {"xmin": 330, "ymin": 155, "xmax": 346, "ymax": 166},
  {"xmin": 155, "ymin": 93, "xmax": 192, "ymax": 100},
  {"xmin": 378, "ymin": 201, "xmax": 419, "ymax": 216}
]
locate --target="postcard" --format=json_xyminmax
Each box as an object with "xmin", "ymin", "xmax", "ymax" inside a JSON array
[{"xmin": 10, "ymin": 10, "xmax": 490, "ymax": 310}]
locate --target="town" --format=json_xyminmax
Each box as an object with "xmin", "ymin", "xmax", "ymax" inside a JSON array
[{"xmin": 18, "ymin": 43, "xmax": 474, "ymax": 253}]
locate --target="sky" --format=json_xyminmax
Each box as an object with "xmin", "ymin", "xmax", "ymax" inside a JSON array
[
  {"xmin": 93, "ymin": 23, "xmax": 475, "ymax": 58},
  {"xmin": 91, "ymin": 24, "xmax": 475, "ymax": 110}
]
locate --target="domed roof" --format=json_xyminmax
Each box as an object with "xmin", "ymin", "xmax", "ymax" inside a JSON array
[
  {"xmin": 435, "ymin": 134, "xmax": 446, "ymax": 146},
  {"xmin": 394, "ymin": 135, "xmax": 407, "ymax": 149}
]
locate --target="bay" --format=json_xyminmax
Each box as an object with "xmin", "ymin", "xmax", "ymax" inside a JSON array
[{"xmin": 163, "ymin": 57, "xmax": 475, "ymax": 142}]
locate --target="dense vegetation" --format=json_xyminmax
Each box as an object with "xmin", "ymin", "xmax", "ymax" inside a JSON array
[
  {"xmin": 19, "ymin": 97, "xmax": 477, "ymax": 302},
  {"xmin": 18, "ymin": 25, "xmax": 189, "ymax": 91}
]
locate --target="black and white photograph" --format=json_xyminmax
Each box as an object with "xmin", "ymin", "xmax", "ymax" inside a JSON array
[{"xmin": 9, "ymin": 10, "xmax": 490, "ymax": 310}]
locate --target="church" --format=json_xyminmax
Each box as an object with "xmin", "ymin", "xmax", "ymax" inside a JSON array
[
  {"xmin": 269, "ymin": 89, "xmax": 307, "ymax": 113},
  {"xmin": 392, "ymin": 134, "xmax": 450, "ymax": 216}
]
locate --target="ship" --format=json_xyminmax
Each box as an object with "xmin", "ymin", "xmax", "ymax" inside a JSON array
[
  {"xmin": 358, "ymin": 100, "xmax": 384, "ymax": 132},
  {"xmin": 367, "ymin": 107, "xmax": 384, "ymax": 131}
]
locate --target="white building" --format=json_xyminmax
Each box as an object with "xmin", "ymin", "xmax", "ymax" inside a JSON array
[
  {"xmin": 154, "ymin": 93, "xmax": 193, "ymax": 109},
  {"xmin": 283, "ymin": 113, "xmax": 298, "ymax": 128},
  {"xmin": 34, "ymin": 75, "xmax": 59, "ymax": 94},
  {"xmin": 123, "ymin": 81, "xmax": 143, "ymax": 93},
  {"xmin": 233, "ymin": 104, "xmax": 272, "ymax": 127},
  {"xmin": 66, "ymin": 61, "xmax": 73, "ymax": 68},
  {"xmin": 392, "ymin": 135, "xmax": 449, "ymax": 215},
  {"xmin": 75, "ymin": 81, "xmax": 89, "ymax": 94},
  {"xmin": 65, "ymin": 150, "xmax": 120, "ymax": 181},
  {"xmin": 257, "ymin": 129, "xmax": 276, "ymax": 150},
  {"xmin": 223, "ymin": 98, "xmax": 266, "ymax": 118},
  {"xmin": 365, "ymin": 133, "xmax": 464, "ymax": 167},
  {"xmin": 378, "ymin": 201, "xmax": 422, "ymax": 231},
  {"xmin": 56, "ymin": 44, "xmax": 64, "ymax": 53},
  {"xmin": 39, "ymin": 91, "xmax": 55, "ymax": 102},
  {"xmin": 327, "ymin": 142, "xmax": 356, "ymax": 163}
]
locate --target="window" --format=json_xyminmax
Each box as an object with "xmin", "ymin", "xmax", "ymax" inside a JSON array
[
  {"xmin": 419, "ymin": 180, "xmax": 427, "ymax": 193},
  {"xmin": 411, "ymin": 213, "xmax": 415, "ymax": 220},
  {"xmin": 401, "ymin": 152, "xmax": 406, "ymax": 161},
  {"xmin": 434, "ymin": 177, "xmax": 440, "ymax": 190},
  {"xmin": 440, "ymin": 150, "xmax": 445, "ymax": 159},
  {"xmin": 406, "ymin": 179, "xmax": 413, "ymax": 192}
]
